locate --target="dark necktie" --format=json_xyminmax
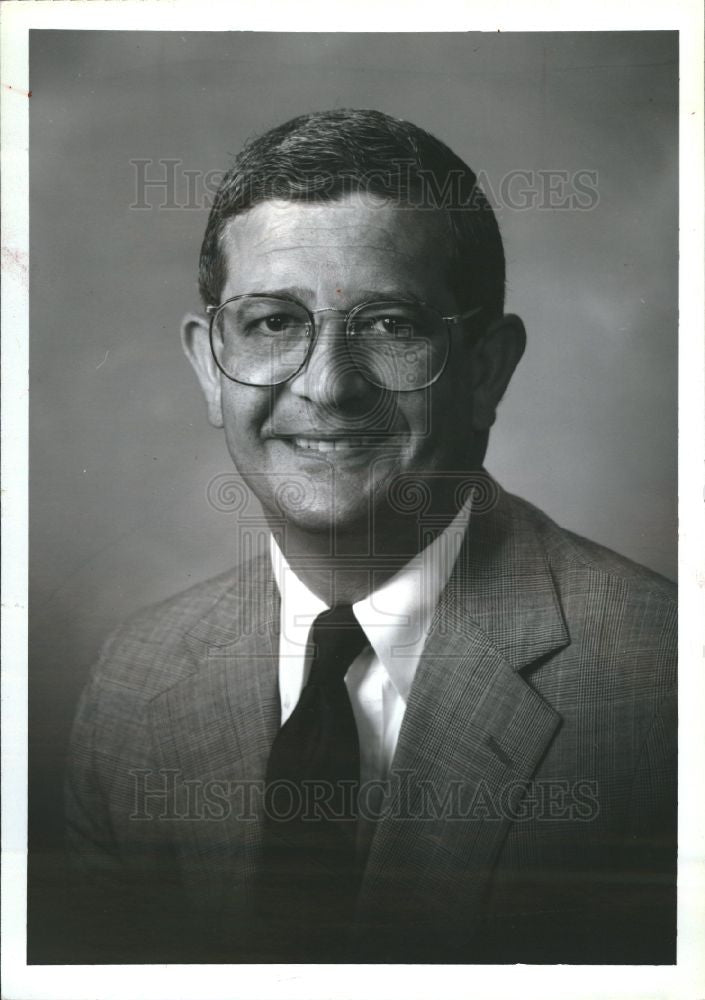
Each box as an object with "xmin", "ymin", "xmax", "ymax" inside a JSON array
[{"xmin": 259, "ymin": 604, "xmax": 369, "ymax": 960}]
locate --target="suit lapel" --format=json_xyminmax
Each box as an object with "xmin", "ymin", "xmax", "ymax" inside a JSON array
[
  {"xmin": 354, "ymin": 489, "xmax": 570, "ymax": 947},
  {"xmin": 146, "ymin": 552, "xmax": 280, "ymax": 906}
]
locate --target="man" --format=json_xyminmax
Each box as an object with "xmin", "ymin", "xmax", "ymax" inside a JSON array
[{"xmin": 66, "ymin": 109, "xmax": 676, "ymax": 964}]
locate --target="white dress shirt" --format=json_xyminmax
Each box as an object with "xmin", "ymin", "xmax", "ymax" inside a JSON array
[{"xmin": 270, "ymin": 498, "xmax": 472, "ymax": 790}]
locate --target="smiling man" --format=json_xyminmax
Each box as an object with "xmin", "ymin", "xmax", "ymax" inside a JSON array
[
  {"xmin": 66, "ymin": 109, "xmax": 677, "ymax": 965},
  {"xmin": 182, "ymin": 190, "xmax": 521, "ymax": 598}
]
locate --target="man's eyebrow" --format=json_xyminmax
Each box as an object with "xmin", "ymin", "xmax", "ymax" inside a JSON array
[
  {"xmin": 251, "ymin": 286, "xmax": 425, "ymax": 303},
  {"xmin": 257, "ymin": 285, "xmax": 315, "ymax": 300}
]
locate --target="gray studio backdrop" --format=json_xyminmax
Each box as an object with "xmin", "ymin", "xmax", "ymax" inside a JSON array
[{"xmin": 28, "ymin": 29, "xmax": 677, "ymax": 955}]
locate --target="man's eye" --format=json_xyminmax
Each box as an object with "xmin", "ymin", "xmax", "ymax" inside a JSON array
[
  {"xmin": 353, "ymin": 315, "xmax": 416, "ymax": 337},
  {"xmin": 247, "ymin": 313, "xmax": 303, "ymax": 335},
  {"xmin": 263, "ymin": 314, "xmax": 289, "ymax": 332},
  {"xmin": 373, "ymin": 316, "xmax": 398, "ymax": 333}
]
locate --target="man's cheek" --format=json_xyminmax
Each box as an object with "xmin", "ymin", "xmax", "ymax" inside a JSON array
[{"xmin": 222, "ymin": 399, "xmax": 264, "ymax": 447}]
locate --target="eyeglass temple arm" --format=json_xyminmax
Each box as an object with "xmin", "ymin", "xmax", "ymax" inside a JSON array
[{"xmin": 443, "ymin": 305, "xmax": 483, "ymax": 325}]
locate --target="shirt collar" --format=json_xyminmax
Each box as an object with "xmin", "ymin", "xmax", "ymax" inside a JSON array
[{"xmin": 270, "ymin": 498, "xmax": 472, "ymax": 703}]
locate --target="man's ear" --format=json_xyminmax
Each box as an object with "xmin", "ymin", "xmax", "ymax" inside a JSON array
[
  {"xmin": 181, "ymin": 311, "xmax": 224, "ymax": 428},
  {"xmin": 468, "ymin": 313, "xmax": 526, "ymax": 430}
]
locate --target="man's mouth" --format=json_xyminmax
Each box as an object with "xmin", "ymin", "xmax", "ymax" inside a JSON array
[
  {"xmin": 274, "ymin": 434, "xmax": 406, "ymax": 455},
  {"xmin": 290, "ymin": 436, "xmax": 394, "ymax": 452}
]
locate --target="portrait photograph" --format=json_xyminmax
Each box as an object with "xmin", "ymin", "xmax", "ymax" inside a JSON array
[{"xmin": 2, "ymin": 4, "xmax": 703, "ymax": 999}]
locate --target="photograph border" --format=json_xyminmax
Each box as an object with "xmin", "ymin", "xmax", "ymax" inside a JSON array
[{"xmin": 2, "ymin": 2, "xmax": 703, "ymax": 998}]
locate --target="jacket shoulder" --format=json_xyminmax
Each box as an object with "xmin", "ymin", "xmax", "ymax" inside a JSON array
[
  {"xmin": 506, "ymin": 492, "xmax": 676, "ymax": 604},
  {"xmin": 86, "ymin": 566, "xmax": 247, "ymax": 701}
]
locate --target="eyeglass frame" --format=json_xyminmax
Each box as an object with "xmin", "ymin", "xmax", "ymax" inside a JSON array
[{"xmin": 206, "ymin": 292, "xmax": 484, "ymax": 392}]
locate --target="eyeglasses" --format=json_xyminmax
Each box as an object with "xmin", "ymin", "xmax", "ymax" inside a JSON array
[{"xmin": 207, "ymin": 294, "xmax": 482, "ymax": 392}]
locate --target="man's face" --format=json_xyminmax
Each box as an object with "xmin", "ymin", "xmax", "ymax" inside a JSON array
[{"xmin": 184, "ymin": 193, "xmax": 521, "ymax": 538}]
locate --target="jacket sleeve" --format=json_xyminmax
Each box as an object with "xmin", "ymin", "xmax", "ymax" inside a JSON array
[
  {"xmin": 64, "ymin": 630, "xmax": 194, "ymax": 962},
  {"xmin": 615, "ymin": 685, "xmax": 677, "ymax": 963},
  {"xmin": 65, "ymin": 647, "xmax": 121, "ymax": 884}
]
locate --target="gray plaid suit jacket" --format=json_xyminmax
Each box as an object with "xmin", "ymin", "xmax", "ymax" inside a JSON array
[{"xmin": 65, "ymin": 487, "xmax": 677, "ymax": 964}]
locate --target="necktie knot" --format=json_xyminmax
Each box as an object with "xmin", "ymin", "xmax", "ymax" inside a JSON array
[{"xmin": 307, "ymin": 604, "xmax": 368, "ymax": 686}]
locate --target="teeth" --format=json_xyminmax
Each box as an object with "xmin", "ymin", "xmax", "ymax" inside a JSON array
[{"xmin": 292, "ymin": 437, "xmax": 373, "ymax": 452}]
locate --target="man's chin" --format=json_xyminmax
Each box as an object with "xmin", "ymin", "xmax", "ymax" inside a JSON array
[
  {"xmin": 247, "ymin": 450, "xmax": 404, "ymax": 530},
  {"xmin": 267, "ymin": 500, "xmax": 372, "ymax": 540}
]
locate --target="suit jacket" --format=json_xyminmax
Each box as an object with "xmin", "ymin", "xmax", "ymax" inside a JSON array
[{"xmin": 65, "ymin": 487, "xmax": 677, "ymax": 964}]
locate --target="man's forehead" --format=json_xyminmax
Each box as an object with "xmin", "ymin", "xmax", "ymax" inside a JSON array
[{"xmin": 221, "ymin": 195, "xmax": 449, "ymax": 257}]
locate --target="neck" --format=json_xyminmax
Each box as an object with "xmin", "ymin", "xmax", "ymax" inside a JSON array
[{"xmin": 267, "ymin": 502, "xmax": 462, "ymax": 606}]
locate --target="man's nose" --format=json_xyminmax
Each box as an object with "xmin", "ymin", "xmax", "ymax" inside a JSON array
[{"xmin": 286, "ymin": 313, "xmax": 370, "ymax": 406}]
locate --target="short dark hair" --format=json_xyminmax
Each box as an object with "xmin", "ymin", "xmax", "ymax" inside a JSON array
[{"xmin": 198, "ymin": 108, "xmax": 505, "ymax": 319}]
